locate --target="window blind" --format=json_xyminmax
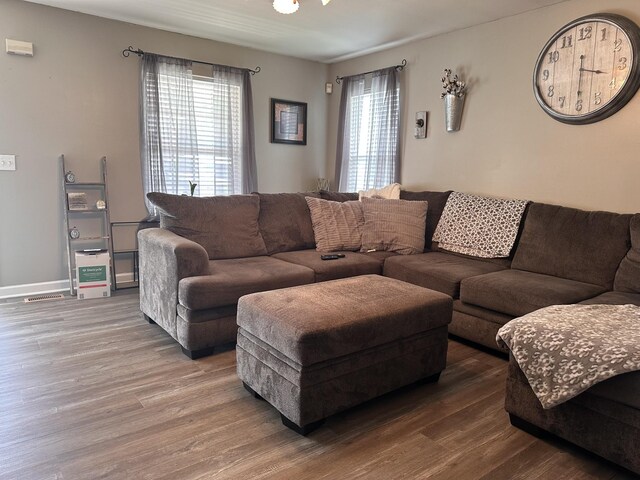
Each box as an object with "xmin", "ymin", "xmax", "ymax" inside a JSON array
[
  {"xmin": 192, "ymin": 75, "xmax": 243, "ymax": 196},
  {"xmin": 151, "ymin": 71, "xmax": 244, "ymax": 197}
]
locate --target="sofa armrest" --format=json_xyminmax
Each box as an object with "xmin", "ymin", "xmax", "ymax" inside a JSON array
[{"xmin": 138, "ymin": 228, "xmax": 209, "ymax": 339}]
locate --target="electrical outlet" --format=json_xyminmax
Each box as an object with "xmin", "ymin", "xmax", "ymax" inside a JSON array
[{"xmin": 0, "ymin": 155, "xmax": 16, "ymax": 171}]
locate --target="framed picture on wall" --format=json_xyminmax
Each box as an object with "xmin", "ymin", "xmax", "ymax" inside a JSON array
[{"xmin": 271, "ymin": 98, "xmax": 307, "ymax": 145}]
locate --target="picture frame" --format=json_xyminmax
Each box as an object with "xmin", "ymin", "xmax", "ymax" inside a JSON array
[
  {"xmin": 67, "ymin": 192, "xmax": 88, "ymax": 211},
  {"xmin": 271, "ymin": 98, "xmax": 307, "ymax": 145}
]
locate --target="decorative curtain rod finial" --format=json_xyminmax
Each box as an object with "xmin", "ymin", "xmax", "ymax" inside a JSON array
[{"xmin": 122, "ymin": 46, "xmax": 144, "ymax": 58}]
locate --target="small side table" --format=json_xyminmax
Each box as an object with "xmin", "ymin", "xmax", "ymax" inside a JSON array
[{"xmin": 109, "ymin": 220, "xmax": 158, "ymax": 290}]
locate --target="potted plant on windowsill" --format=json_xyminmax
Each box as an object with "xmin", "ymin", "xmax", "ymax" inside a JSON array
[{"xmin": 441, "ymin": 69, "xmax": 466, "ymax": 132}]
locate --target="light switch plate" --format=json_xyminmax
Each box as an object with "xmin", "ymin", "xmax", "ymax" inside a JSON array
[
  {"xmin": 0, "ymin": 155, "xmax": 16, "ymax": 171},
  {"xmin": 415, "ymin": 111, "xmax": 427, "ymax": 139}
]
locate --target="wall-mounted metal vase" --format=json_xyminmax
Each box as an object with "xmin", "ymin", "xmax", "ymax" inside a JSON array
[{"xmin": 444, "ymin": 93, "xmax": 465, "ymax": 132}]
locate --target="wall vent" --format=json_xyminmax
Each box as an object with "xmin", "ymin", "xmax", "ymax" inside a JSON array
[{"xmin": 24, "ymin": 293, "xmax": 65, "ymax": 303}]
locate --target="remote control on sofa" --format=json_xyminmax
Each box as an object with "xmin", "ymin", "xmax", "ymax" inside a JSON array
[{"xmin": 320, "ymin": 254, "xmax": 346, "ymax": 260}]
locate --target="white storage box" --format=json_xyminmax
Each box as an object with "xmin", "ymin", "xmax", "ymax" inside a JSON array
[{"xmin": 75, "ymin": 250, "xmax": 111, "ymax": 299}]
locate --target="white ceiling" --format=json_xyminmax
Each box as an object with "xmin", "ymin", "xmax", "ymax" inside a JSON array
[{"xmin": 24, "ymin": 0, "xmax": 567, "ymax": 63}]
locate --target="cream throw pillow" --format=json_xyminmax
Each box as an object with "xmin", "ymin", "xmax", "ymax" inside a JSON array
[
  {"xmin": 360, "ymin": 197, "xmax": 428, "ymax": 255},
  {"xmin": 358, "ymin": 183, "xmax": 401, "ymax": 201},
  {"xmin": 305, "ymin": 197, "xmax": 364, "ymax": 252}
]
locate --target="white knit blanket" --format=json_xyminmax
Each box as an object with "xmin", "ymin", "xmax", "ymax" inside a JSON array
[
  {"xmin": 497, "ymin": 304, "xmax": 640, "ymax": 409},
  {"xmin": 432, "ymin": 192, "xmax": 528, "ymax": 258}
]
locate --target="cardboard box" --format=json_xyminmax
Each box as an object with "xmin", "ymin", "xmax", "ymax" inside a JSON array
[{"xmin": 75, "ymin": 250, "xmax": 111, "ymax": 299}]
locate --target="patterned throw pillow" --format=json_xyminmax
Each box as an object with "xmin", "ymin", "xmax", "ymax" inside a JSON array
[
  {"xmin": 432, "ymin": 192, "xmax": 528, "ymax": 258},
  {"xmin": 360, "ymin": 197, "xmax": 428, "ymax": 255},
  {"xmin": 358, "ymin": 183, "xmax": 401, "ymax": 201},
  {"xmin": 305, "ymin": 197, "xmax": 364, "ymax": 252}
]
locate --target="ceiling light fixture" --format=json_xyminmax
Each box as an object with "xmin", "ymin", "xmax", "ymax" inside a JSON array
[
  {"xmin": 273, "ymin": 0, "xmax": 298, "ymax": 14},
  {"xmin": 273, "ymin": 0, "xmax": 332, "ymax": 15}
]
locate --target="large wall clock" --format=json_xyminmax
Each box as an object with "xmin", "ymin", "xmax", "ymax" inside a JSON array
[{"xmin": 533, "ymin": 13, "xmax": 640, "ymax": 124}]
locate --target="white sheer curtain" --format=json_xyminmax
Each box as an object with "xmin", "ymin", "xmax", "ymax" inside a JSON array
[
  {"xmin": 334, "ymin": 67, "xmax": 401, "ymax": 192},
  {"xmin": 140, "ymin": 54, "xmax": 198, "ymax": 217},
  {"xmin": 139, "ymin": 54, "xmax": 257, "ymax": 218}
]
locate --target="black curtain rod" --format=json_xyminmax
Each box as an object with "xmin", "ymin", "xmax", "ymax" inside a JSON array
[
  {"xmin": 122, "ymin": 46, "xmax": 261, "ymax": 75},
  {"xmin": 335, "ymin": 59, "xmax": 406, "ymax": 84}
]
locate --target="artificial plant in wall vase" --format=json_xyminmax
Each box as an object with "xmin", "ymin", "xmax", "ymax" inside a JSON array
[{"xmin": 441, "ymin": 69, "xmax": 466, "ymax": 132}]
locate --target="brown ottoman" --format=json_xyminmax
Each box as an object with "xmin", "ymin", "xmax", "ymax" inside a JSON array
[{"xmin": 236, "ymin": 274, "xmax": 453, "ymax": 434}]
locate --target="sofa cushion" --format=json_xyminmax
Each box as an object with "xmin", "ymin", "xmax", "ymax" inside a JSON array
[
  {"xmin": 305, "ymin": 197, "xmax": 364, "ymax": 252},
  {"xmin": 360, "ymin": 197, "xmax": 428, "ymax": 255},
  {"xmin": 511, "ymin": 203, "xmax": 632, "ymax": 289},
  {"xmin": 383, "ymin": 252, "xmax": 506, "ymax": 298},
  {"xmin": 272, "ymin": 250, "xmax": 381, "ymax": 282},
  {"xmin": 319, "ymin": 190, "xmax": 359, "ymax": 202},
  {"xmin": 579, "ymin": 291, "xmax": 640, "ymax": 306},
  {"xmin": 147, "ymin": 192, "xmax": 268, "ymax": 260},
  {"xmin": 400, "ymin": 190, "xmax": 452, "ymax": 250},
  {"xmin": 178, "ymin": 256, "xmax": 315, "ymax": 310},
  {"xmin": 460, "ymin": 269, "xmax": 607, "ymax": 317},
  {"xmin": 256, "ymin": 192, "xmax": 318, "ymax": 254},
  {"xmin": 614, "ymin": 214, "xmax": 640, "ymax": 293}
]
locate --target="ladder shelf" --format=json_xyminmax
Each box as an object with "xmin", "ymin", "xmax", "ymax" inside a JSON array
[{"xmin": 60, "ymin": 155, "xmax": 115, "ymax": 296}]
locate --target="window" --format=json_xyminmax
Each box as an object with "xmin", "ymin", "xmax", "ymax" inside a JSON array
[
  {"xmin": 140, "ymin": 54, "xmax": 257, "ymax": 217},
  {"xmin": 155, "ymin": 72, "xmax": 243, "ymax": 197},
  {"xmin": 191, "ymin": 75, "xmax": 243, "ymax": 196},
  {"xmin": 336, "ymin": 68, "xmax": 401, "ymax": 192},
  {"xmin": 346, "ymin": 85, "xmax": 400, "ymax": 192}
]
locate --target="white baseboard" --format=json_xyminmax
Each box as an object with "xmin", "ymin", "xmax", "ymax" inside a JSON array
[
  {"xmin": 0, "ymin": 279, "xmax": 69, "ymax": 300},
  {"xmin": 0, "ymin": 273, "xmax": 136, "ymax": 300}
]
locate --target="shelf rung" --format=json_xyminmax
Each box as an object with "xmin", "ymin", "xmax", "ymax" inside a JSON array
[
  {"xmin": 68, "ymin": 209, "xmax": 108, "ymax": 213},
  {"xmin": 71, "ymin": 236, "xmax": 110, "ymax": 241},
  {"xmin": 65, "ymin": 182, "xmax": 105, "ymax": 187}
]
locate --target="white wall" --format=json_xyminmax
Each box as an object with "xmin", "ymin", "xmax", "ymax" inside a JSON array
[
  {"xmin": 0, "ymin": 0, "xmax": 328, "ymax": 289},
  {"xmin": 4, "ymin": 0, "xmax": 640, "ymax": 292},
  {"xmin": 327, "ymin": 0, "xmax": 640, "ymax": 214}
]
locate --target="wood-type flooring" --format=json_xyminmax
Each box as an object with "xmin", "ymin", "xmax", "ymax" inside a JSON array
[{"xmin": 0, "ymin": 291, "xmax": 635, "ymax": 479}]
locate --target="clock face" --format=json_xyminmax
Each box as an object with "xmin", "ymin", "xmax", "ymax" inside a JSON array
[{"xmin": 534, "ymin": 14, "xmax": 640, "ymax": 124}]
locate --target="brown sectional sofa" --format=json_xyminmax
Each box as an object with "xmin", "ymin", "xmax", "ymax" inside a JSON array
[
  {"xmin": 139, "ymin": 189, "xmax": 639, "ymax": 358},
  {"xmin": 138, "ymin": 189, "xmax": 640, "ymax": 473}
]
